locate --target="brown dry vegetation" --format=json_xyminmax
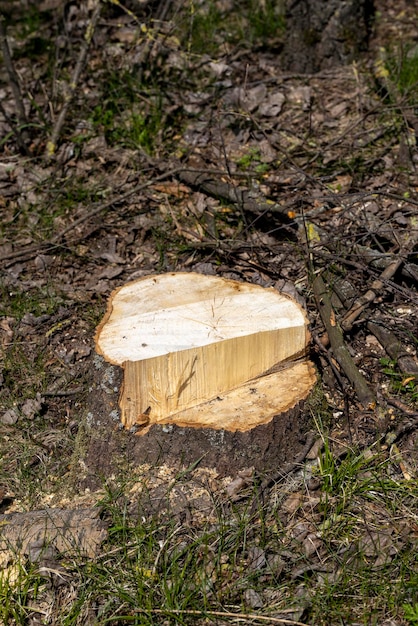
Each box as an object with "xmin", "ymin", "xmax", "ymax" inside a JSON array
[{"xmin": 0, "ymin": 0, "xmax": 417, "ymax": 624}]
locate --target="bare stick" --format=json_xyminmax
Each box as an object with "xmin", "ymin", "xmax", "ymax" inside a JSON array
[
  {"xmin": 177, "ymin": 169, "xmax": 292, "ymax": 220},
  {"xmin": 312, "ymin": 273, "xmax": 375, "ymax": 408},
  {"xmin": 44, "ymin": 0, "xmax": 102, "ymax": 160},
  {"xmin": 0, "ymin": 165, "xmax": 184, "ymax": 265},
  {"xmin": 130, "ymin": 607, "xmax": 309, "ymax": 625},
  {"xmin": 367, "ymin": 322, "xmax": 418, "ymax": 378},
  {"xmin": 341, "ymin": 258, "xmax": 403, "ymax": 332},
  {"xmin": 342, "ymin": 229, "xmax": 418, "ymax": 331},
  {"xmin": 319, "ymin": 269, "xmax": 418, "ymax": 379}
]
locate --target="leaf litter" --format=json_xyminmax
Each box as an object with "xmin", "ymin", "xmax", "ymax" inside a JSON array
[{"xmin": 0, "ymin": 0, "xmax": 417, "ymax": 623}]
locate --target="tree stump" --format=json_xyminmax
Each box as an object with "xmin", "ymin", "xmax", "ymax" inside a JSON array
[{"xmin": 88, "ymin": 273, "xmax": 316, "ymax": 477}]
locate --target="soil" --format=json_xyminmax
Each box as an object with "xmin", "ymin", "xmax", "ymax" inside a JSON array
[
  {"xmin": 0, "ymin": 0, "xmax": 417, "ymax": 545},
  {"xmin": 0, "ymin": 4, "xmax": 417, "ymax": 625},
  {"xmin": 83, "ymin": 357, "xmax": 315, "ymax": 485}
]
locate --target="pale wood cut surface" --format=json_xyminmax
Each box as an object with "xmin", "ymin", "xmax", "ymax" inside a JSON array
[
  {"xmin": 96, "ymin": 272, "xmax": 308, "ymax": 363},
  {"xmin": 135, "ymin": 360, "xmax": 317, "ymax": 432},
  {"xmin": 96, "ymin": 273, "xmax": 313, "ymax": 430},
  {"xmin": 122, "ymin": 327, "xmax": 308, "ymax": 425}
]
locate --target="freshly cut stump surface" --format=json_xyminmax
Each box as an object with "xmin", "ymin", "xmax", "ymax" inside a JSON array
[{"xmin": 93, "ymin": 272, "xmax": 316, "ymax": 474}]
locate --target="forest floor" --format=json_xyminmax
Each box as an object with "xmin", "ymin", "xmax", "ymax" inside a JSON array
[{"xmin": 0, "ymin": 0, "xmax": 417, "ymax": 624}]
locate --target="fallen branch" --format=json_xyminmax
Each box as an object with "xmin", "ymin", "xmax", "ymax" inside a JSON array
[
  {"xmin": 342, "ymin": 229, "xmax": 418, "ymax": 331},
  {"xmin": 44, "ymin": 0, "xmax": 102, "ymax": 160},
  {"xmin": 385, "ymin": 396, "xmax": 418, "ymax": 419},
  {"xmin": 177, "ymin": 169, "xmax": 294, "ymax": 220},
  {"xmin": 320, "ymin": 272, "xmax": 418, "ymax": 380},
  {"xmin": 341, "ymin": 258, "xmax": 403, "ymax": 331},
  {"xmin": 354, "ymin": 244, "xmax": 418, "ymax": 282},
  {"xmin": 312, "ymin": 273, "xmax": 375, "ymax": 407},
  {"xmin": 0, "ymin": 12, "xmax": 30, "ymax": 152},
  {"xmin": 0, "ymin": 166, "xmax": 183, "ymax": 266},
  {"xmin": 367, "ymin": 322, "xmax": 418, "ymax": 378}
]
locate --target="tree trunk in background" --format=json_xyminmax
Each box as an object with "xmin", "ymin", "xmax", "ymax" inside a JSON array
[{"xmin": 281, "ymin": 0, "xmax": 375, "ymax": 73}]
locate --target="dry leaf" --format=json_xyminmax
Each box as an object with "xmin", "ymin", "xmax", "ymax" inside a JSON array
[
  {"xmin": 0, "ymin": 508, "xmax": 107, "ymax": 562},
  {"xmin": 21, "ymin": 393, "xmax": 43, "ymax": 419},
  {"xmin": 0, "ymin": 408, "xmax": 19, "ymax": 425}
]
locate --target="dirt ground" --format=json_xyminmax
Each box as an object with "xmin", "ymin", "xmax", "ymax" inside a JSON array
[{"xmin": 0, "ymin": 0, "xmax": 417, "ymax": 624}]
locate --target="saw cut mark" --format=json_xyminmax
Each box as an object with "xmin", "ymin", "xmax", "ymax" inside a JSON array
[{"xmin": 95, "ymin": 272, "xmax": 314, "ymax": 431}]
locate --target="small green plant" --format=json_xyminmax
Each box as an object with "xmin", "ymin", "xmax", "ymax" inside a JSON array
[
  {"xmin": 0, "ymin": 283, "xmax": 60, "ymax": 320},
  {"xmin": 240, "ymin": 0, "xmax": 286, "ymax": 46},
  {"xmin": 0, "ymin": 561, "xmax": 45, "ymax": 625},
  {"xmin": 316, "ymin": 437, "xmax": 376, "ymax": 523},
  {"xmin": 404, "ymin": 603, "xmax": 418, "ymax": 625},
  {"xmin": 88, "ymin": 70, "xmax": 165, "ymax": 154},
  {"xmin": 32, "ymin": 177, "xmax": 107, "ymax": 237},
  {"xmin": 178, "ymin": 0, "xmax": 285, "ymax": 56},
  {"xmin": 380, "ymin": 357, "xmax": 418, "ymax": 401},
  {"xmin": 236, "ymin": 148, "xmax": 270, "ymax": 174},
  {"xmin": 183, "ymin": 1, "xmax": 225, "ymax": 55},
  {"xmin": 386, "ymin": 45, "xmax": 418, "ymax": 96},
  {"xmin": 376, "ymin": 43, "xmax": 418, "ymax": 107}
]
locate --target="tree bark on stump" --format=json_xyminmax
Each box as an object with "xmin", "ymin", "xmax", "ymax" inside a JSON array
[
  {"xmin": 82, "ymin": 273, "xmax": 316, "ymax": 483},
  {"xmin": 83, "ymin": 357, "xmax": 316, "ymax": 480},
  {"xmin": 281, "ymin": 0, "xmax": 375, "ymax": 73}
]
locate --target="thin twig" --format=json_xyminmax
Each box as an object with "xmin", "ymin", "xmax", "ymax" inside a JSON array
[
  {"xmin": 312, "ymin": 331, "xmax": 348, "ymax": 393},
  {"xmin": 0, "ymin": 12, "xmax": 30, "ymax": 151},
  {"xmin": 341, "ymin": 229, "xmax": 418, "ymax": 331},
  {"xmin": 127, "ymin": 607, "xmax": 309, "ymax": 625},
  {"xmin": 44, "ymin": 0, "xmax": 102, "ymax": 160},
  {"xmin": 312, "ymin": 273, "xmax": 375, "ymax": 408},
  {"xmin": 341, "ymin": 258, "xmax": 403, "ymax": 331},
  {"xmin": 0, "ymin": 166, "xmax": 184, "ymax": 265}
]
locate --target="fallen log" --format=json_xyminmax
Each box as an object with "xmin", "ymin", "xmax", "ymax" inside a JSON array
[{"xmin": 177, "ymin": 169, "xmax": 294, "ymax": 219}]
